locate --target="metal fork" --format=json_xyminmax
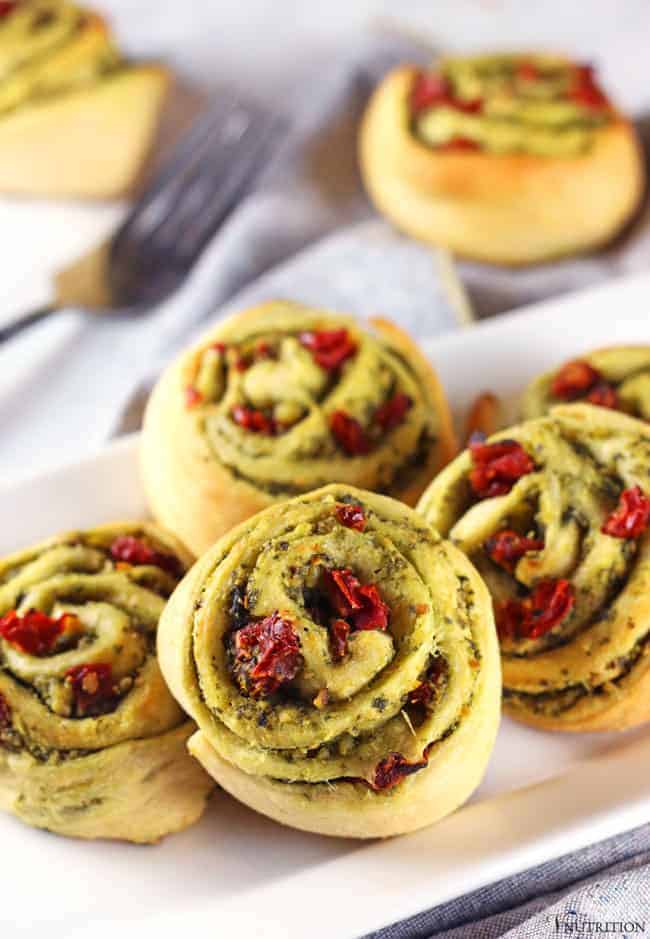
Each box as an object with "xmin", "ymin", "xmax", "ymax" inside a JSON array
[{"xmin": 0, "ymin": 93, "xmax": 286, "ymax": 343}]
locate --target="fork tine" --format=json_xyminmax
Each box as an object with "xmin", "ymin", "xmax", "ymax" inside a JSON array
[
  {"xmin": 138, "ymin": 116, "xmax": 285, "ymax": 269},
  {"xmin": 174, "ymin": 128, "xmax": 285, "ymax": 265},
  {"xmin": 108, "ymin": 93, "xmax": 286, "ymax": 307},
  {"xmin": 113, "ymin": 95, "xmax": 275, "ymax": 257}
]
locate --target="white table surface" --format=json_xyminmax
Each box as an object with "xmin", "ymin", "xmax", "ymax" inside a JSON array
[{"xmin": 1, "ymin": 0, "xmax": 649, "ymax": 482}]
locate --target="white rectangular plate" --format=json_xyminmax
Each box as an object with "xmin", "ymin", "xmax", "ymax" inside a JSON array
[{"xmin": 3, "ymin": 272, "xmax": 650, "ymax": 939}]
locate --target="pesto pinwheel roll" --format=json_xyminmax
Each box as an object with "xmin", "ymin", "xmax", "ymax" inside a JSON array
[
  {"xmin": 522, "ymin": 346, "xmax": 650, "ymax": 422},
  {"xmin": 418, "ymin": 403, "xmax": 650, "ymax": 732},
  {"xmin": 0, "ymin": 522, "xmax": 213, "ymax": 842},
  {"xmin": 359, "ymin": 54, "xmax": 644, "ymax": 264},
  {"xmin": 157, "ymin": 484, "xmax": 500, "ymax": 839},
  {"xmin": 141, "ymin": 301, "xmax": 457, "ymax": 555},
  {"xmin": 0, "ymin": 1, "xmax": 169, "ymax": 198}
]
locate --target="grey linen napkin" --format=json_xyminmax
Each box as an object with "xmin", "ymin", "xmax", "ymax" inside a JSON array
[{"xmin": 366, "ymin": 823, "xmax": 650, "ymax": 939}]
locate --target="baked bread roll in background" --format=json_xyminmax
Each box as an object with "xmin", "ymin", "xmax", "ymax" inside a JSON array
[
  {"xmin": 141, "ymin": 300, "xmax": 457, "ymax": 555},
  {"xmin": 0, "ymin": 522, "xmax": 213, "ymax": 842},
  {"xmin": 359, "ymin": 54, "xmax": 645, "ymax": 265},
  {"xmin": 418, "ymin": 404, "xmax": 650, "ymax": 732},
  {"xmin": 0, "ymin": 0, "xmax": 169, "ymax": 198},
  {"xmin": 157, "ymin": 484, "xmax": 500, "ymax": 838},
  {"xmin": 522, "ymin": 346, "xmax": 650, "ymax": 421}
]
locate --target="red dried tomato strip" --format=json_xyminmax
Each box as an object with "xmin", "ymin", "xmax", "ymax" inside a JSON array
[
  {"xmin": 407, "ymin": 656, "xmax": 447, "ymax": 707},
  {"xmin": 372, "ymin": 752, "xmax": 428, "ymax": 791},
  {"xmin": 110, "ymin": 535, "xmax": 180, "ymax": 576},
  {"xmin": 325, "ymin": 569, "xmax": 390, "ymax": 631},
  {"xmin": 184, "ymin": 386, "xmax": 203, "ymax": 408},
  {"xmin": 602, "ymin": 487, "xmax": 650, "ymax": 539},
  {"xmin": 255, "ymin": 340, "xmax": 274, "ymax": 359},
  {"xmin": 410, "ymin": 71, "xmax": 483, "ymax": 116},
  {"xmin": 497, "ymin": 579, "xmax": 575, "ymax": 641},
  {"xmin": 0, "ymin": 2, "xmax": 17, "ymax": 15},
  {"xmin": 232, "ymin": 404, "xmax": 277, "ymax": 435},
  {"xmin": 335, "ymin": 503, "xmax": 366, "ymax": 531},
  {"xmin": 374, "ymin": 392, "xmax": 412, "ymax": 431},
  {"xmin": 233, "ymin": 612, "xmax": 303, "ymax": 698},
  {"xmin": 299, "ymin": 329, "xmax": 357, "ymax": 371},
  {"xmin": 65, "ymin": 663, "xmax": 117, "ymax": 716},
  {"xmin": 484, "ymin": 529, "xmax": 544, "ymax": 572},
  {"xmin": 411, "ymin": 72, "xmax": 450, "ymax": 113},
  {"xmin": 516, "ymin": 61, "xmax": 540, "ymax": 81},
  {"xmin": 330, "ymin": 410, "xmax": 371, "ymax": 455},
  {"xmin": 0, "ymin": 609, "xmax": 73, "ymax": 655},
  {"xmin": 437, "ymin": 137, "xmax": 481, "ymax": 151},
  {"xmin": 551, "ymin": 359, "xmax": 602, "ymax": 400},
  {"xmin": 469, "ymin": 437, "xmax": 535, "ymax": 499},
  {"xmin": 569, "ymin": 64, "xmax": 609, "ymax": 110},
  {"xmin": 0, "ymin": 693, "xmax": 11, "ymax": 728},
  {"xmin": 329, "ymin": 619, "xmax": 350, "ymax": 661},
  {"xmin": 586, "ymin": 382, "xmax": 619, "ymax": 410}
]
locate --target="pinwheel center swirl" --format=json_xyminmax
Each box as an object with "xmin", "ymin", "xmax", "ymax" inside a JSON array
[
  {"xmin": 0, "ymin": 536, "xmax": 181, "ymax": 722},
  {"xmin": 183, "ymin": 326, "xmax": 437, "ymax": 495},
  {"xmin": 189, "ymin": 495, "xmax": 483, "ymax": 786}
]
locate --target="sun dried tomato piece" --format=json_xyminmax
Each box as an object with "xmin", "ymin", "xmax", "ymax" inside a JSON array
[
  {"xmin": 469, "ymin": 437, "xmax": 535, "ymax": 499},
  {"xmin": 586, "ymin": 382, "xmax": 619, "ymax": 410},
  {"xmin": 410, "ymin": 71, "xmax": 451, "ymax": 113},
  {"xmin": 407, "ymin": 656, "xmax": 447, "ymax": 707},
  {"xmin": 325, "ymin": 569, "xmax": 390, "ymax": 631},
  {"xmin": 551, "ymin": 359, "xmax": 602, "ymax": 400},
  {"xmin": 299, "ymin": 329, "xmax": 356, "ymax": 371},
  {"xmin": 255, "ymin": 340, "xmax": 274, "ymax": 359},
  {"xmin": 374, "ymin": 392, "xmax": 412, "ymax": 431},
  {"xmin": 354, "ymin": 584, "xmax": 390, "ymax": 631},
  {"xmin": 602, "ymin": 486, "xmax": 650, "ymax": 539},
  {"xmin": 497, "ymin": 579, "xmax": 575, "ymax": 641},
  {"xmin": 231, "ymin": 404, "xmax": 276, "ymax": 435},
  {"xmin": 372, "ymin": 752, "xmax": 428, "ymax": 791},
  {"xmin": 329, "ymin": 618, "xmax": 350, "ymax": 661},
  {"xmin": 330, "ymin": 411, "xmax": 371, "ymax": 455},
  {"xmin": 569, "ymin": 64, "xmax": 609, "ymax": 110},
  {"xmin": 184, "ymin": 386, "xmax": 203, "ymax": 408},
  {"xmin": 484, "ymin": 529, "xmax": 544, "ymax": 572},
  {"xmin": 211, "ymin": 342, "xmax": 226, "ymax": 354},
  {"xmin": 233, "ymin": 612, "xmax": 303, "ymax": 698},
  {"xmin": 0, "ymin": 693, "xmax": 11, "ymax": 728},
  {"xmin": 516, "ymin": 61, "xmax": 540, "ymax": 81},
  {"xmin": 410, "ymin": 71, "xmax": 482, "ymax": 117},
  {"xmin": 110, "ymin": 535, "xmax": 180, "ymax": 576},
  {"xmin": 0, "ymin": 609, "xmax": 69, "ymax": 655},
  {"xmin": 335, "ymin": 503, "xmax": 366, "ymax": 531},
  {"xmin": 0, "ymin": 2, "xmax": 17, "ymax": 16},
  {"xmin": 65, "ymin": 663, "xmax": 117, "ymax": 716},
  {"xmin": 437, "ymin": 136, "xmax": 481, "ymax": 151}
]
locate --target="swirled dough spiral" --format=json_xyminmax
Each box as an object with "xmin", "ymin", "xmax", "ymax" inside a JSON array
[
  {"xmin": 418, "ymin": 404, "xmax": 650, "ymax": 732},
  {"xmin": 157, "ymin": 484, "xmax": 500, "ymax": 838},
  {"xmin": 141, "ymin": 301, "xmax": 456, "ymax": 555},
  {"xmin": 522, "ymin": 346, "xmax": 650, "ymax": 421},
  {"xmin": 0, "ymin": 522, "xmax": 213, "ymax": 842},
  {"xmin": 359, "ymin": 55, "xmax": 644, "ymax": 264}
]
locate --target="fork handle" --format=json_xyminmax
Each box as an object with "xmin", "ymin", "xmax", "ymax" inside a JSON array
[{"xmin": 0, "ymin": 304, "xmax": 60, "ymax": 343}]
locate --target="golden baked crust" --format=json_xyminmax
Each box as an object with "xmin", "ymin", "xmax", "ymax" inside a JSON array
[
  {"xmin": 140, "ymin": 300, "xmax": 457, "ymax": 556},
  {"xmin": 0, "ymin": 2, "xmax": 169, "ymax": 198},
  {"xmin": 0, "ymin": 522, "xmax": 213, "ymax": 842},
  {"xmin": 522, "ymin": 345, "xmax": 650, "ymax": 421},
  {"xmin": 157, "ymin": 484, "xmax": 500, "ymax": 838},
  {"xmin": 0, "ymin": 64, "xmax": 169, "ymax": 198},
  {"xmin": 359, "ymin": 62, "xmax": 645, "ymax": 265},
  {"xmin": 418, "ymin": 404, "xmax": 650, "ymax": 732}
]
